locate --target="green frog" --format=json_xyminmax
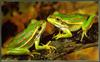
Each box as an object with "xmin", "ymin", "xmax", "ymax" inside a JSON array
[
  {"xmin": 2, "ymin": 20, "xmax": 55, "ymax": 56},
  {"xmin": 47, "ymin": 11, "xmax": 95, "ymax": 41}
]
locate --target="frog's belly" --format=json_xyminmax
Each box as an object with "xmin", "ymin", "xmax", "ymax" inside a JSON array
[{"xmin": 68, "ymin": 24, "xmax": 82, "ymax": 31}]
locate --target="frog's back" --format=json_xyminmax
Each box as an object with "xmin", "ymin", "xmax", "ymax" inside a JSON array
[
  {"xmin": 7, "ymin": 20, "xmax": 42, "ymax": 48},
  {"xmin": 53, "ymin": 12, "xmax": 87, "ymax": 24}
]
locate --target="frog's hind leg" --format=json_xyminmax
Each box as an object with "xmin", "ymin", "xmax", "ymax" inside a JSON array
[
  {"xmin": 4, "ymin": 48, "xmax": 34, "ymax": 57},
  {"xmin": 81, "ymin": 14, "xmax": 95, "ymax": 41}
]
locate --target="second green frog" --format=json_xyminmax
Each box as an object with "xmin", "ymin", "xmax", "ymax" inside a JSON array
[{"xmin": 47, "ymin": 11, "xmax": 95, "ymax": 41}]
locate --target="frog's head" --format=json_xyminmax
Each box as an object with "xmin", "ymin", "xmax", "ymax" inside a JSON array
[
  {"xmin": 47, "ymin": 11, "xmax": 61, "ymax": 22},
  {"xmin": 47, "ymin": 15, "xmax": 69, "ymax": 29},
  {"xmin": 47, "ymin": 16, "xmax": 61, "ymax": 25},
  {"xmin": 47, "ymin": 11, "xmax": 67, "ymax": 25}
]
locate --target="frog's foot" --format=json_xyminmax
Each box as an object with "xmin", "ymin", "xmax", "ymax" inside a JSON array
[
  {"xmin": 42, "ymin": 41, "xmax": 56, "ymax": 54},
  {"xmin": 30, "ymin": 50, "xmax": 41, "ymax": 58},
  {"xmin": 53, "ymin": 32, "xmax": 62, "ymax": 40},
  {"xmin": 53, "ymin": 34, "xmax": 61, "ymax": 40},
  {"xmin": 32, "ymin": 50, "xmax": 40, "ymax": 55},
  {"xmin": 43, "ymin": 41, "xmax": 56, "ymax": 50},
  {"xmin": 28, "ymin": 53, "xmax": 34, "ymax": 58},
  {"xmin": 81, "ymin": 30, "xmax": 88, "ymax": 41}
]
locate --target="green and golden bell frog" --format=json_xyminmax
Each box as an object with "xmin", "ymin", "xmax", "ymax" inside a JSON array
[
  {"xmin": 2, "ymin": 20, "xmax": 55, "ymax": 55},
  {"xmin": 2, "ymin": 12, "xmax": 95, "ymax": 56},
  {"xmin": 47, "ymin": 11, "xmax": 95, "ymax": 41}
]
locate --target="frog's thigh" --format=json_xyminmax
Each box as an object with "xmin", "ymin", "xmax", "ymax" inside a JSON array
[
  {"xmin": 82, "ymin": 14, "xmax": 95, "ymax": 30},
  {"xmin": 81, "ymin": 15, "xmax": 95, "ymax": 41},
  {"xmin": 8, "ymin": 48, "xmax": 30, "ymax": 55}
]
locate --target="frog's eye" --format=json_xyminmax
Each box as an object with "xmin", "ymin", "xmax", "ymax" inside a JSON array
[{"xmin": 56, "ymin": 18, "xmax": 61, "ymax": 21}]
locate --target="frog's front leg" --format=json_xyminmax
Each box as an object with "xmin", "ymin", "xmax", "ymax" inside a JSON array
[
  {"xmin": 34, "ymin": 36, "xmax": 55, "ymax": 50},
  {"xmin": 53, "ymin": 28, "xmax": 72, "ymax": 40},
  {"xmin": 81, "ymin": 14, "xmax": 95, "ymax": 41},
  {"xmin": 34, "ymin": 22, "xmax": 56, "ymax": 50}
]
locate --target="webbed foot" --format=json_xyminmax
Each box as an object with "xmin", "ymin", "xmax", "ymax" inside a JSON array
[
  {"xmin": 43, "ymin": 41, "xmax": 56, "ymax": 50},
  {"xmin": 42, "ymin": 41, "xmax": 56, "ymax": 54},
  {"xmin": 81, "ymin": 30, "xmax": 89, "ymax": 41},
  {"xmin": 31, "ymin": 50, "xmax": 40, "ymax": 55}
]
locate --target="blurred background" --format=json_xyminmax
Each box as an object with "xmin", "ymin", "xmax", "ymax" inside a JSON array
[
  {"xmin": 1, "ymin": 1, "xmax": 98, "ymax": 60},
  {"xmin": 1, "ymin": 1, "xmax": 98, "ymax": 44}
]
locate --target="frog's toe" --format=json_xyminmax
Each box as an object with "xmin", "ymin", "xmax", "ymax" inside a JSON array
[
  {"xmin": 53, "ymin": 36, "xmax": 58, "ymax": 40},
  {"xmin": 53, "ymin": 35, "xmax": 57, "ymax": 39},
  {"xmin": 81, "ymin": 31, "xmax": 88, "ymax": 41},
  {"xmin": 53, "ymin": 35, "xmax": 60, "ymax": 40},
  {"xmin": 32, "ymin": 50, "xmax": 40, "ymax": 55},
  {"xmin": 81, "ymin": 32, "xmax": 85, "ymax": 41},
  {"xmin": 43, "ymin": 45, "xmax": 56, "ymax": 54},
  {"xmin": 85, "ymin": 33, "xmax": 88, "ymax": 38},
  {"xmin": 43, "ymin": 41, "xmax": 56, "ymax": 50},
  {"xmin": 45, "ymin": 45, "xmax": 56, "ymax": 50}
]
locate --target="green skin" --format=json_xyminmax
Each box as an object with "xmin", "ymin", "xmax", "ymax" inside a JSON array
[
  {"xmin": 2, "ymin": 11, "xmax": 95, "ymax": 55},
  {"xmin": 2, "ymin": 20, "xmax": 54, "ymax": 55},
  {"xmin": 47, "ymin": 12, "xmax": 95, "ymax": 41}
]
